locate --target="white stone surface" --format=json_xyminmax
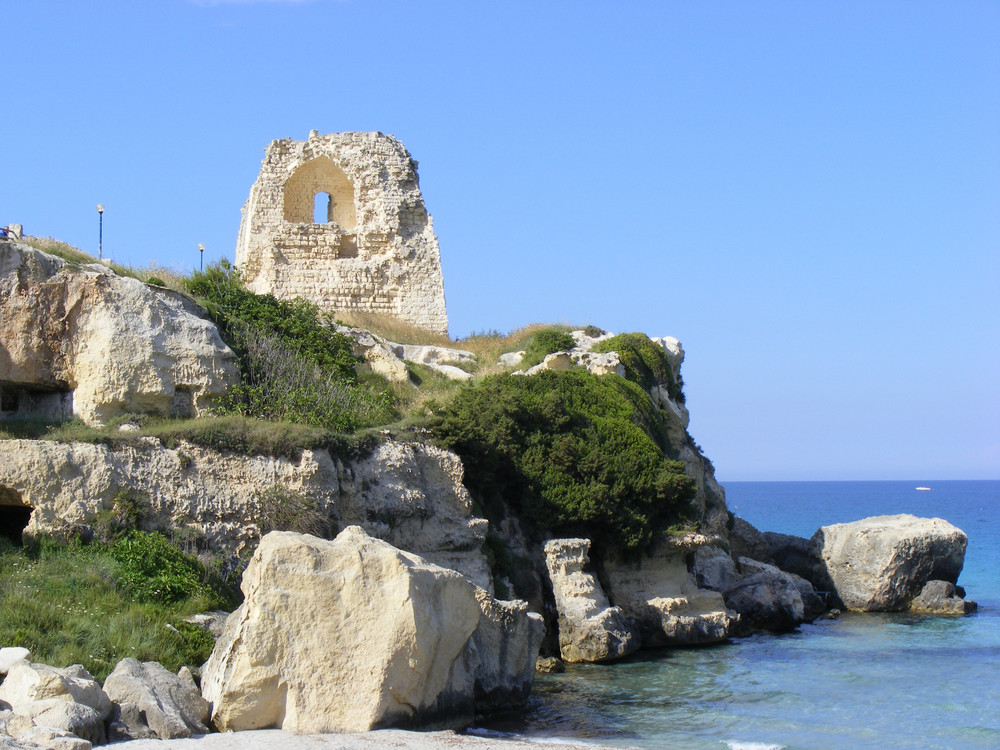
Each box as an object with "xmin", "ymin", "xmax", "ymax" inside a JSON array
[
  {"xmin": 603, "ymin": 535, "xmax": 734, "ymax": 647},
  {"xmin": 0, "ymin": 648, "xmax": 30, "ymax": 675},
  {"xmin": 0, "ymin": 662, "xmax": 112, "ymax": 721},
  {"xmin": 0, "ymin": 438, "xmax": 491, "ymax": 591},
  {"xmin": 103, "ymin": 659, "xmax": 211, "ymax": 739},
  {"xmin": 812, "ymin": 514, "xmax": 969, "ymax": 611}
]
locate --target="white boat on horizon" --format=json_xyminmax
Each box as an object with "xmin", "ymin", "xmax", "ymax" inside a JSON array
[{"xmin": 915, "ymin": 486, "xmax": 932, "ymax": 491}]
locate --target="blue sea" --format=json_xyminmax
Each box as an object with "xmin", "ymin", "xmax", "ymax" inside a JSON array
[{"xmin": 471, "ymin": 480, "xmax": 1000, "ymax": 750}]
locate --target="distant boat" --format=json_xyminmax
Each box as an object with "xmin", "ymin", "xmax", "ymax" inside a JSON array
[{"xmin": 915, "ymin": 486, "xmax": 932, "ymax": 491}]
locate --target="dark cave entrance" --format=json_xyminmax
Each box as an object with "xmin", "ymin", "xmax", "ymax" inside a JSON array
[{"xmin": 0, "ymin": 486, "xmax": 32, "ymax": 546}]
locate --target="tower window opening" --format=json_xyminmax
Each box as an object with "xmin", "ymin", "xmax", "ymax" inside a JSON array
[{"xmin": 314, "ymin": 192, "xmax": 332, "ymax": 224}]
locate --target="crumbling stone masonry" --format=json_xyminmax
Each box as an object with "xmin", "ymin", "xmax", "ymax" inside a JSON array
[{"xmin": 235, "ymin": 131, "xmax": 449, "ymax": 335}]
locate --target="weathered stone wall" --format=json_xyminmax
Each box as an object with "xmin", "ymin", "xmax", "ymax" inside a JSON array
[{"xmin": 235, "ymin": 131, "xmax": 448, "ymax": 335}]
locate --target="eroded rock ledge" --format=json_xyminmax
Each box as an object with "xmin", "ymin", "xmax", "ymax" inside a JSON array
[{"xmin": 0, "ymin": 437, "xmax": 491, "ymax": 592}]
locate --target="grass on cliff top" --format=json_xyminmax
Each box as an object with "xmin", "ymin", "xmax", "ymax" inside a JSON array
[
  {"xmin": 0, "ymin": 533, "xmax": 238, "ymax": 682},
  {"xmin": 0, "ymin": 413, "xmax": 382, "ymax": 463},
  {"xmin": 18, "ymin": 236, "xmax": 189, "ymax": 291}
]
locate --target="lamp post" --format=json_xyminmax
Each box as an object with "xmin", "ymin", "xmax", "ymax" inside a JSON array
[
  {"xmin": 198, "ymin": 243, "xmax": 205, "ymax": 271},
  {"xmin": 96, "ymin": 204, "xmax": 104, "ymax": 259}
]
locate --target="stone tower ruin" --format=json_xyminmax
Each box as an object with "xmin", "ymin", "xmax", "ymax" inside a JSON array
[{"xmin": 235, "ymin": 131, "xmax": 448, "ymax": 334}]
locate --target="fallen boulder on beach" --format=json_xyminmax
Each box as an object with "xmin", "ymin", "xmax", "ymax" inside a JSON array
[{"xmin": 201, "ymin": 527, "xmax": 542, "ymax": 734}]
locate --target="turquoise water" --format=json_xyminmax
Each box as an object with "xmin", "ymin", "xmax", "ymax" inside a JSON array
[{"xmin": 472, "ymin": 480, "xmax": 1000, "ymax": 750}]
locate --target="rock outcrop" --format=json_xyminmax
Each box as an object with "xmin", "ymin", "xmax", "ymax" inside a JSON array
[
  {"xmin": 908, "ymin": 580, "xmax": 977, "ymax": 615},
  {"xmin": 0, "ymin": 661, "xmax": 112, "ymax": 747},
  {"xmin": 202, "ymin": 528, "xmax": 540, "ymax": 734},
  {"xmin": 724, "ymin": 559, "xmax": 826, "ymax": 632},
  {"xmin": 603, "ymin": 535, "xmax": 735, "ymax": 647},
  {"xmin": 0, "ymin": 240, "xmax": 239, "ymax": 426},
  {"xmin": 542, "ymin": 539, "xmax": 639, "ymax": 663},
  {"xmin": 0, "ymin": 438, "xmax": 491, "ymax": 591},
  {"xmin": 102, "ymin": 659, "xmax": 210, "ymax": 740},
  {"xmin": 467, "ymin": 591, "xmax": 545, "ymax": 713},
  {"xmin": 812, "ymin": 514, "xmax": 972, "ymax": 612}
]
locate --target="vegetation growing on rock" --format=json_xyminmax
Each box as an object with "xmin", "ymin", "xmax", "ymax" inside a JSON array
[
  {"xmin": 184, "ymin": 261, "xmax": 395, "ymax": 430},
  {"xmin": 592, "ymin": 332, "xmax": 684, "ymax": 403},
  {"xmin": 430, "ymin": 370, "xmax": 696, "ymax": 552}
]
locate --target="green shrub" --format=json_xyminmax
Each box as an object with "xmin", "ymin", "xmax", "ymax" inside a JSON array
[
  {"xmin": 592, "ymin": 332, "xmax": 684, "ymax": 403},
  {"xmin": 184, "ymin": 261, "xmax": 358, "ymax": 378},
  {"xmin": 431, "ymin": 370, "xmax": 696, "ymax": 551},
  {"xmin": 93, "ymin": 488, "xmax": 148, "ymax": 542},
  {"xmin": 183, "ymin": 262, "xmax": 396, "ymax": 429},
  {"xmin": 110, "ymin": 531, "xmax": 209, "ymax": 604},
  {"xmin": 220, "ymin": 324, "xmax": 395, "ymax": 430}
]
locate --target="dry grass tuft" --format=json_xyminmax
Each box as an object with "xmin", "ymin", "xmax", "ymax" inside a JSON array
[{"xmin": 336, "ymin": 311, "xmax": 454, "ymax": 347}]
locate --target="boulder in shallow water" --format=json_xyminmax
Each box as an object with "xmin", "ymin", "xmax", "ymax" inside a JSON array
[
  {"xmin": 725, "ymin": 559, "xmax": 826, "ymax": 632},
  {"xmin": 908, "ymin": 580, "xmax": 977, "ymax": 615},
  {"xmin": 811, "ymin": 514, "xmax": 970, "ymax": 612}
]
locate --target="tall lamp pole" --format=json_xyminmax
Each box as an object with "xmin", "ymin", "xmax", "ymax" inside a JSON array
[
  {"xmin": 198, "ymin": 243, "xmax": 205, "ymax": 271},
  {"xmin": 96, "ymin": 204, "xmax": 104, "ymax": 259}
]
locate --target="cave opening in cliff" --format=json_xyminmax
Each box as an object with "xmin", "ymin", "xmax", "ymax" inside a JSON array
[{"xmin": 0, "ymin": 486, "xmax": 31, "ymax": 546}]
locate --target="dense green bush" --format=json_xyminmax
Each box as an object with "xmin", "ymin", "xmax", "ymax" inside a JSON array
[
  {"xmin": 185, "ymin": 261, "xmax": 357, "ymax": 377},
  {"xmin": 592, "ymin": 332, "xmax": 684, "ymax": 403},
  {"xmin": 431, "ymin": 370, "xmax": 695, "ymax": 551}
]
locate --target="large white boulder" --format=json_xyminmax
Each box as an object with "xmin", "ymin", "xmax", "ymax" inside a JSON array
[
  {"xmin": 102, "ymin": 658, "xmax": 210, "ymax": 739},
  {"xmin": 0, "ymin": 240, "xmax": 239, "ymax": 426},
  {"xmin": 201, "ymin": 528, "xmax": 485, "ymax": 733},
  {"xmin": 542, "ymin": 539, "xmax": 639, "ymax": 663},
  {"xmin": 812, "ymin": 514, "xmax": 971, "ymax": 611}
]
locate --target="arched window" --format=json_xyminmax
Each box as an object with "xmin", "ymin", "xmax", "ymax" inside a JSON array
[{"xmin": 283, "ymin": 157, "xmax": 357, "ymax": 230}]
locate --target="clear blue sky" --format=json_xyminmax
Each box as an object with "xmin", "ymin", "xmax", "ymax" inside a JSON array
[{"xmin": 3, "ymin": 1, "xmax": 998, "ymax": 481}]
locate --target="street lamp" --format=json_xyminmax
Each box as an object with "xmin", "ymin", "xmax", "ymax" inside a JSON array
[
  {"xmin": 96, "ymin": 204, "xmax": 104, "ymax": 259},
  {"xmin": 198, "ymin": 243, "xmax": 205, "ymax": 271}
]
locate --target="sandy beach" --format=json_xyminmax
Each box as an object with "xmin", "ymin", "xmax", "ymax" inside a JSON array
[{"xmin": 116, "ymin": 729, "xmax": 621, "ymax": 750}]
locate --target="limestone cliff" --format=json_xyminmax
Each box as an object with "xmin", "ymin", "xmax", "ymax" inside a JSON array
[
  {"xmin": 0, "ymin": 240, "xmax": 239, "ymax": 426},
  {"xmin": 0, "ymin": 438, "xmax": 491, "ymax": 591}
]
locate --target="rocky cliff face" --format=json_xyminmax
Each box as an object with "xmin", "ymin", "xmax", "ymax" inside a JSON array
[
  {"xmin": 0, "ymin": 438, "xmax": 491, "ymax": 591},
  {"xmin": 0, "ymin": 240, "xmax": 238, "ymax": 426}
]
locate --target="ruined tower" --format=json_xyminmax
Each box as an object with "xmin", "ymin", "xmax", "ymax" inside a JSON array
[{"xmin": 235, "ymin": 131, "xmax": 448, "ymax": 334}]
